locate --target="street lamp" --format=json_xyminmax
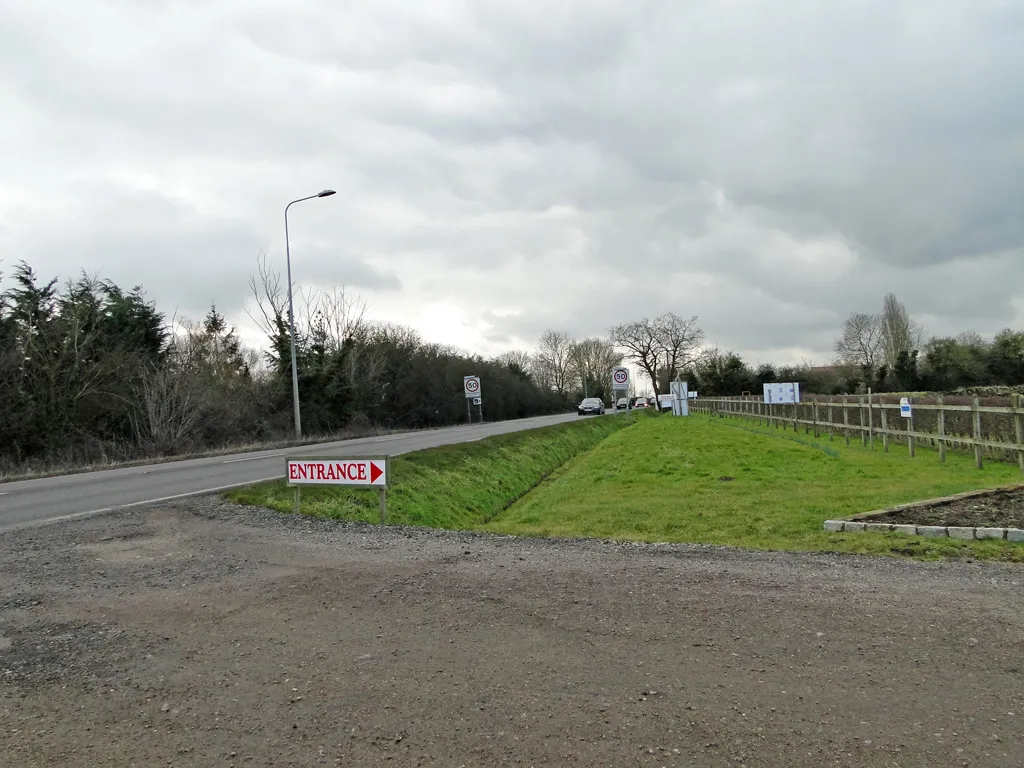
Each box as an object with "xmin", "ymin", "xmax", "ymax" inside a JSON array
[{"xmin": 284, "ymin": 189, "xmax": 336, "ymax": 440}]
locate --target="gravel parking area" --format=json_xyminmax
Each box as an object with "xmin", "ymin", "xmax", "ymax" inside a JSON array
[{"xmin": 1, "ymin": 498, "xmax": 1023, "ymax": 767}]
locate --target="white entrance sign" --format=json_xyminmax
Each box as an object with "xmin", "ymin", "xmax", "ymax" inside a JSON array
[
  {"xmin": 900, "ymin": 397, "xmax": 912, "ymax": 418},
  {"xmin": 287, "ymin": 457, "xmax": 388, "ymax": 487}
]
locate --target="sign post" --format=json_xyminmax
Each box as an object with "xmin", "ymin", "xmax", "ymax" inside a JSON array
[
  {"xmin": 900, "ymin": 397, "xmax": 915, "ymax": 457},
  {"xmin": 286, "ymin": 456, "xmax": 390, "ymax": 523},
  {"xmin": 670, "ymin": 379, "xmax": 689, "ymax": 416},
  {"xmin": 611, "ymin": 366, "xmax": 630, "ymax": 411},
  {"xmin": 464, "ymin": 376, "xmax": 481, "ymax": 424}
]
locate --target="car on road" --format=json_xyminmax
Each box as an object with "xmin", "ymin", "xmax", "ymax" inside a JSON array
[
  {"xmin": 577, "ymin": 397, "xmax": 605, "ymax": 416},
  {"xmin": 616, "ymin": 397, "xmax": 629, "ymax": 410},
  {"xmin": 632, "ymin": 398, "xmax": 649, "ymax": 408}
]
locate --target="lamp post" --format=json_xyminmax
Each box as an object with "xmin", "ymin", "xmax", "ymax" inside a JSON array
[{"xmin": 284, "ymin": 189, "xmax": 336, "ymax": 440}]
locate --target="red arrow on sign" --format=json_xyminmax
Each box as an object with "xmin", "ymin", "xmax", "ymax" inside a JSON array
[{"xmin": 370, "ymin": 461, "xmax": 384, "ymax": 484}]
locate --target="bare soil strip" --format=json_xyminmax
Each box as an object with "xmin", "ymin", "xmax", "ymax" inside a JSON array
[{"xmin": 869, "ymin": 486, "xmax": 1024, "ymax": 528}]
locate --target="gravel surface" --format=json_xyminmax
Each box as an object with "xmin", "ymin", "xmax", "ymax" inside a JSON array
[
  {"xmin": 873, "ymin": 486, "xmax": 1024, "ymax": 529},
  {"xmin": 1, "ymin": 498, "xmax": 1023, "ymax": 767}
]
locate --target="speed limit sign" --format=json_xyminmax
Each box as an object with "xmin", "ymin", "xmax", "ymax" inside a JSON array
[
  {"xmin": 612, "ymin": 366, "xmax": 630, "ymax": 389},
  {"xmin": 463, "ymin": 375, "xmax": 481, "ymax": 398}
]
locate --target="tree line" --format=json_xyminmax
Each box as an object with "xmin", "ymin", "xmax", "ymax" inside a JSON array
[
  {"xmin": 677, "ymin": 293, "xmax": 1024, "ymax": 397},
  {"xmin": 0, "ymin": 259, "xmax": 566, "ymax": 472},
  {"xmin": 831, "ymin": 293, "xmax": 1024, "ymax": 394},
  {"xmin": 529, "ymin": 313, "xmax": 705, "ymax": 402},
  {"xmin": 4, "ymin": 256, "xmax": 1020, "ymax": 473}
]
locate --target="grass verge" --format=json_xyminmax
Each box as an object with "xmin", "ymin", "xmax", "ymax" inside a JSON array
[
  {"xmin": 225, "ymin": 413, "xmax": 637, "ymax": 526},
  {"xmin": 484, "ymin": 415, "xmax": 1024, "ymax": 562}
]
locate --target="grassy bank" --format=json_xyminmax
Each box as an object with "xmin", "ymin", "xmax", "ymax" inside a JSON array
[
  {"xmin": 485, "ymin": 415, "xmax": 1024, "ymax": 561},
  {"xmin": 226, "ymin": 413, "xmax": 637, "ymax": 526}
]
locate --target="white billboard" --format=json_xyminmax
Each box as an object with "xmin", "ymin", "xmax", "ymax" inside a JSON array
[{"xmin": 763, "ymin": 382, "xmax": 800, "ymax": 404}]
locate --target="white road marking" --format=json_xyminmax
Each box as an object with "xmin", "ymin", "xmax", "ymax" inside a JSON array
[
  {"xmin": 3, "ymin": 475, "xmax": 284, "ymax": 532},
  {"xmin": 223, "ymin": 453, "xmax": 286, "ymax": 464}
]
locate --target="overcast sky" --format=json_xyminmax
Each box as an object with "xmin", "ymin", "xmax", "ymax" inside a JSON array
[{"xmin": 2, "ymin": 0, "xmax": 1022, "ymax": 365}]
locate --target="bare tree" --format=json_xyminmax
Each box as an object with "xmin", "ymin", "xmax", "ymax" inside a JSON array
[
  {"xmin": 655, "ymin": 313, "xmax": 704, "ymax": 383},
  {"xmin": 247, "ymin": 253, "xmax": 289, "ymax": 340},
  {"xmin": 956, "ymin": 331, "xmax": 986, "ymax": 348},
  {"xmin": 496, "ymin": 350, "xmax": 533, "ymax": 374},
  {"xmin": 609, "ymin": 318, "xmax": 661, "ymax": 395},
  {"xmin": 880, "ymin": 293, "xmax": 925, "ymax": 369},
  {"xmin": 301, "ymin": 285, "xmax": 369, "ymax": 353},
  {"xmin": 129, "ymin": 364, "xmax": 210, "ymax": 455},
  {"xmin": 569, "ymin": 338, "xmax": 622, "ymax": 397},
  {"xmin": 834, "ymin": 312, "xmax": 883, "ymax": 373},
  {"xmin": 534, "ymin": 329, "xmax": 576, "ymax": 395}
]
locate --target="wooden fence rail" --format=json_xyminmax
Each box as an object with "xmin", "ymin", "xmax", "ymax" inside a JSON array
[{"xmin": 690, "ymin": 393, "xmax": 1024, "ymax": 474}]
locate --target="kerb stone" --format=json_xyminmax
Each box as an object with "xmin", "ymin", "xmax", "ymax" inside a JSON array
[{"xmin": 975, "ymin": 527, "xmax": 1006, "ymax": 540}]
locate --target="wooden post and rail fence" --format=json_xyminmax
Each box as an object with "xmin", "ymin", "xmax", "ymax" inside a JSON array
[{"xmin": 690, "ymin": 392, "xmax": 1024, "ymax": 474}]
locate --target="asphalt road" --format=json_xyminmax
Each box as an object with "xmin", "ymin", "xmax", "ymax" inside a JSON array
[{"xmin": 0, "ymin": 411, "xmax": 614, "ymax": 530}]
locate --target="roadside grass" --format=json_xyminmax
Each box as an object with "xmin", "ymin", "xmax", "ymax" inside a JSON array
[
  {"xmin": 484, "ymin": 415, "xmax": 1024, "ymax": 562},
  {"xmin": 225, "ymin": 413, "xmax": 637, "ymax": 526}
]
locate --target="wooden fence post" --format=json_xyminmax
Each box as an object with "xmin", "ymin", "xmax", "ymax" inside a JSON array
[
  {"xmin": 972, "ymin": 395, "xmax": 983, "ymax": 469},
  {"xmin": 908, "ymin": 411, "xmax": 915, "ymax": 458},
  {"xmin": 792, "ymin": 403, "xmax": 798, "ymax": 433},
  {"xmin": 827, "ymin": 397, "xmax": 834, "ymax": 441},
  {"xmin": 843, "ymin": 396, "xmax": 850, "ymax": 446},
  {"xmin": 937, "ymin": 394, "xmax": 946, "ymax": 463},
  {"xmin": 867, "ymin": 388, "xmax": 874, "ymax": 451},
  {"xmin": 859, "ymin": 396, "xmax": 866, "ymax": 446},
  {"xmin": 1014, "ymin": 393, "xmax": 1024, "ymax": 475},
  {"xmin": 812, "ymin": 401, "xmax": 819, "ymax": 438},
  {"xmin": 880, "ymin": 404, "xmax": 889, "ymax": 452}
]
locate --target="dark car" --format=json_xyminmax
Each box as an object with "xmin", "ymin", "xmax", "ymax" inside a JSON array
[{"xmin": 577, "ymin": 397, "xmax": 605, "ymax": 416}]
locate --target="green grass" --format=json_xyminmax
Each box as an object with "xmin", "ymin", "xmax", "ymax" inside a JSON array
[
  {"xmin": 225, "ymin": 413, "xmax": 638, "ymax": 527},
  {"xmin": 484, "ymin": 415, "xmax": 1024, "ymax": 562}
]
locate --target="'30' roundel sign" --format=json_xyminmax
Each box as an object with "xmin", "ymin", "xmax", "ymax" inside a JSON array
[{"xmin": 612, "ymin": 367, "xmax": 630, "ymax": 387}]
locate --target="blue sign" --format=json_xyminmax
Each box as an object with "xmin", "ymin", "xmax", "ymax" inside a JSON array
[{"xmin": 899, "ymin": 397, "xmax": 912, "ymax": 418}]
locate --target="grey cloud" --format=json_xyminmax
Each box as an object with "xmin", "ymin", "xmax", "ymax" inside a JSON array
[
  {"xmin": 1, "ymin": 0, "xmax": 1022, "ymax": 365},
  {"xmin": 17, "ymin": 185, "xmax": 264, "ymax": 322},
  {"xmin": 286, "ymin": 244, "xmax": 401, "ymax": 292}
]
